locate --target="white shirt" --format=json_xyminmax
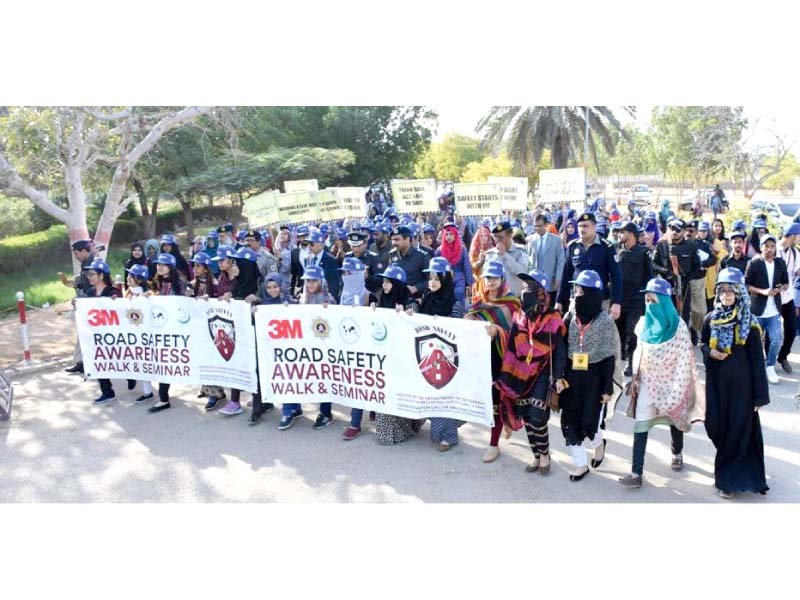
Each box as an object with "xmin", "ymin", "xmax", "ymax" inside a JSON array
[
  {"xmin": 778, "ymin": 244, "xmax": 797, "ymax": 305},
  {"xmin": 762, "ymin": 259, "xmax": 779, "ymax": 318}
]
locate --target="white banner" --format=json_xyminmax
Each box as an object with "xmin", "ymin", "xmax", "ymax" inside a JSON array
[
  {"xmin": 316, "ymin": 188, "xmax": 344, "ymax": 222},
  {"xmin": 331, "ymin": 187, "xmax": 368, "ymax": 219},
  {"xmin": 76, "ymin": 297, "xmax": 258, "ymax": 392},
  {"xmin": 488, "ymin": 176, "xmax": 529, "ymax": 211},
  {"xmin": 538, "ymin": 167, "xmax": 586, "ymax": 203},
  {"xmin": 453, "ymin": 182, "xmax": 502, "ymax": 216},
  {"xmin": 283, "ymin": 179, "xmax": 319, "ymax": 194},
  {"xmin": 254, "ymin": 304, "xmax": 494, "ymax": 426},
  {"xmin": 390, "ymin": 178, "xmax": 439, "ymax": 213},
  {"xmin": 243, "ymin": 189, "xmax": 279, "ymax": 226},
  {"xmin": 276, "ymin": 190, "xmax": 320, "ymax": 224}
]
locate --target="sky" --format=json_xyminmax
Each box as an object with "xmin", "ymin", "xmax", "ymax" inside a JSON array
[{"xmin": 433, "ymin": 105, "xmax": 800, "ymax": 151}]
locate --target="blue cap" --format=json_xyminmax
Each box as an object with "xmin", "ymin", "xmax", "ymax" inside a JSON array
[
  {"xmin": 190, "ymin": 252, "xmax": 211, "ymax": 265},
  {"xmin": 153, "ymin": 253, "xmax": 177, "ymax": 268},
  {"xmin": 234, "ymin": 247, "xmax": 258, "ymax": 262},
  {"xmin": 569, "ymin": 269, "xmax": 603, "ymax": 290},
  {"xmin": 753, "ymin": 219, "xmax": 768, "ymax": 229},
  {"xmin": 732, "ymin": 219, "xmax": 746, "ymax": 231},
  {"xmin": 423, "ymin": 256, "xmax": 453, "ymax": 275},
  {"xmin": 785, "ymin": 223, "xmax": 800, "ymax": 237},
  {"xmin": 307, "ymin": 231, "xmax": 325, "ymax": 244},
  {"xmin": 84, "ymin": 258, "xmax": 110, "ymax": 274},
  {"xmin": 729, "ymin": 230, "xmax": 746, "ymax": 240},
  {"xmin": 301, "ymin": 265, "xmax": 325, "ymax": 280},
  {"xmin": 698, "ymin": 221, "xmax": 711, "ymax": 232},
  {"xmin": 376, "ymin": 223, "xmax": 392, "ymax": 235},
  {"xmin": 296, "ymin": 225, "xmax": 310, "ymax": 237},
  {"xmin": 628, "ymin": 198, "xmax": 636, "ymax": 205},
  {"xmin": 481, "ymin": 260, "xmax": 505, "ymax": 279},
  {"xmin": 207, "ymin": 230, "xmax": 219, "ymax": 240},
  {"xmin": 378, "ymin": 265, "xmax": 407, "ymax": 284},
  {"xmin": 644, "ymin": 211, "xmax": 657, "ymax": 221},
  {"xmin": 125, "ymin": 264, "xmax": 149, "ymax": 280},
  {"xmin": 518, "ymin": 269, "xmax": 549, "ymax": 290},
  {"xmin": 336, "ymin": 227, "xmax": 348, "ymax": 240},
  {"xmin": 236, "ymin": 231, "xmax": 247, "ymax": 242},
  {"xmin": 480, "ymin": 218, "xmax": 493, "ymax": 229},
  {"xmin": 422, "ymin": 224, "xmax": 436, "ymax": 234},
  {"xmin": 760, "ymin": 234, "xmax": 777, "ymax": 246},
  {"xmin": 577, "ymin": 212, "xmax": 596, "ymax": 224},
  {"xmin": 610, "ymin": 221, "xmax": 624, "ymax": 231},
  {"xmin": 320, "ymin": 224, "xmax": 330, "ymax": 235},
  {"xmin": 160, "ymin": 234, "xmax": 176, "ymax": 246},
  {"xmin": 641, "ymin": 277, "xmax": 672, "ymax": 295},
  {"xmin": 339, "ymin": 257, "xmax": 366, "ymax": 272},
  {"xmin": 212, "ymin": 245, "xmax": 236, "ymax": 261},
  {"xmin": 717, "ymin": 267, "xmax": 745, "ymax": 286}
]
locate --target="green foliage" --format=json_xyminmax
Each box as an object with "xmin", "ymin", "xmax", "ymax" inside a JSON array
[
  {"xmin": 413, "ymin": 134, "xmax": 484, "ymax": 182},
  {"xmin": 0, "ymin": 195, "xmax": 59, "ymax": 239},
  {"xmin": 460, "ymin": 151, "xmax": 515, "ymax": 182},
  {"xmin": 0, "ymin": 224, "xmax": 70, "ymax": 275},
  {"xmin": 763, "ymin": 153, "xmax": 800, "ymax": 193},
  {"xmin": 109, "ymin": 219, "xmax": 140, "ymax": 245}
]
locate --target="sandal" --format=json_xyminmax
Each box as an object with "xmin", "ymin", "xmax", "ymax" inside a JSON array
[
  {"xmin": 525, "ymin": 457, "xmax": 540, "ymax": 473},
  {"xmin": 539, "ymin": 454, "xmax": 551, "ymax": 476}
]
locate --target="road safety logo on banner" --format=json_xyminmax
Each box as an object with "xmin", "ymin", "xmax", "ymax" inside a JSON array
[
  {"xmin": 207, "ymin": 307, "xmax": 236, "ymax": 362},
  {"xmin": 415, "ymin": 333, "xmax": 459, "ymax": 390}
]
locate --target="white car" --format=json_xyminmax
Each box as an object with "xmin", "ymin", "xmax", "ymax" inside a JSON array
[
  {"xmin": 628, "ymin": 184, "xmax": 651, "ymax": 205},
  {"xmin": 750, "ymin": 200, "xmax": 796, "ymax": 230}
]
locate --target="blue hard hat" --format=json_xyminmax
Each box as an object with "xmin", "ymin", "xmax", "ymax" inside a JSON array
[
  {"xmin": 480, "ymin": 217, "xmax": 493, "ymax": 229},
  {"xmin": 336, "ymin": 227, "xmax": 348, "ymax": 240},
  {"xmin": 422, "ymin": 224, "xmax": 436, "ymax": 234},
  {"xmin": 644, "ymin": 211, "xmax": 657, "ymax": 221},
  {"xmin": 307, "ymin": 231, "xmax": 325, "ymax": 244},
  {"xmin": 732, "ymin": 219, "xmax": 746, "ymax": 231},
  {"xmin": 698, "ymin": 221, "xmax": 711, "ymax": 232},
  {"xmin": 296, "ymin": 225, "xmax": 310, "ymax": 237},
  {"xmin": 481, "ymin": 260, "xmax": 505, "ymax": 279},
  {"xmin": 610, "ymin": 221, "xmax": 624, "ymax": 231},
  {"xmin": 207, "ymin": 230, "xmax": 219, "ymax": 240},
  {"xmin": 339, "ymin": 257, "xmax": 366, "ymax": 272},
  {"xmin": 378, "ymin": 264, "xmax": 407, "ymax": 284},
  {"xmin": 399, "ymin": 216, "xmax": 414, "ymax": 227},
  {"xmin": 423, "ymin": 256, "xmax": 453, "ymax": 275},
  {"xmin": 84, "ymin": 258, "xmax": 110, "ymax": 274},
  {"xmin": 785, "ymin": 223, "xmax": 800, "ymax": 237},
  {"xmin": 360, "ymin": 219, "xmax": 375, "ymax": 232},
  {"xmin": 160, "ymin": 234, "xmax": 176, "ymax": 246},
  {"xmin": 376, "ymin": 224, "xmax": 392, "ymax": 235},
  {"xmin": 641, "ymin": 277, "xmax": 672, "ymax": 296},
  {"xmin": 753, "ymin": 218, "xmax": 768, "ymax": 229},
  {"xmin": 153, "ymin": 252, "xmax": 177, "ymax": 268},
  {"xmin": 628, "ymin": 198, "xmax": 636, "ymax": 205},
  {"xmin": 234, "ymin": 247, "xmax": 258, "ymax": 262},
  {"xmin": 212, "ymin": 245, "xmax": 236, "ymax": 261},
  {"xmin": 125, "ymin": 264, "xmax": 149, "ymax": 280},
  {"xmin": 190, "ymin": 252, "xmax": 211, "ymax": 266},
  {"xmin": 301, "ymin": 265, "xmax": 325, "ymax": 280},
  {"xmin": 518, "ymin": 269, "xmax": 549, "ymax": 290},
  {"xmin": 717, "ymin": 267, "xmax": 745, "ymax": 286},
  {"xmin": 408, "ymin": 223, "xmax": 420, "ymax": 237},
  {"xmin": 320, "ymin": 224, "xmax": 330, "ymax": 235},
  {"xmin": 569, "ymin": 269, "xmax": 603, "ymax": 290}
]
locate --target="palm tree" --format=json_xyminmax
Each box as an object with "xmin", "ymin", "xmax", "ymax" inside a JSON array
[{"xmin": 475, "ymin": 106, "xmax": 636, "ymax": 174}]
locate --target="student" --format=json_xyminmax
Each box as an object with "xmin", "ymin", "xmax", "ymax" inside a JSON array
[
  {"xmin": 144, "ymin": 238, "xmax": 160, "ymax": 280},
  {"xmin": 278, "ymin": 265, "xmax": 336, "ymax": 430},
  {"xmin": 144, "ymin": 253, "xmax": 187, "ymax": 414},
  {"xmin": 123, "ymin": 264, "xmax": 155, "ymax": 403},
  {"xmin": 435, "ymin": 223, "xmax": 473, "ymax": 307},
  {"xmin": 159, "ymin": 234, "xmax": 191, "ymax": 281},
  {"xmin": 83, "ymin": 258, "xmax": 122, "ymax": 404},
  {"xmin": 124, "ymin": 242, "xmax": 147, "ymax": 271}
]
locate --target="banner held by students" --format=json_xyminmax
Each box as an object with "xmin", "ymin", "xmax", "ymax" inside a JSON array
[
  {"xmin": 316, "ymin": 188, "xmax": 344, "ymax": 222},
  {"xmin": 254, "ymin": 304, "xmax": 493, "ymax": 426},
  {"xmin": 332, "ymin": 187, "xmax": 368, "ymax": 219},
  {"xmin": 488, "ymin": 176, "xmax": 529, "ymax": 211},
  {"xmin": 283, "ymin": 179, "xmax": 319, "ymax": 194},
  {"xmin": 243, "ymin": 189, "xmax": 280, "ymax": 227},
  {"xmin": 276, "ymin": 190, "xmax": 320, "ymax": 224},
  {"xmin": 390, "ymin": 178, "xmax": 438, "ymax": 213},
  {"xmin": 76, "ymin": 297, "xmax": 258, "ymax": 392},
  {"xmin": 538, "ymin": 167, "xmax": 586, "ymax": 203},
  {"xmin": 453, "ymin": 182, "xmax": 502, "ymax": 216}
]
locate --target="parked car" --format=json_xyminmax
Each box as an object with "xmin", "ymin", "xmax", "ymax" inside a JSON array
[
  {"xmin": 678, "ymin": 190, "xmax": 729, "ymax": 213},
  {"xmin": 628, "ymin": 184, "xmax": 651, "ymax": 205}
]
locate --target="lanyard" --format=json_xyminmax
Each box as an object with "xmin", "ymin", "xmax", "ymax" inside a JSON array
[{"xmin": 575, "ymin": 317, "xmax": 592, "ymax": 352}]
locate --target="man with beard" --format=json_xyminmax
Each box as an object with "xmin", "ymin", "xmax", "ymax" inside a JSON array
[
  {"xmin": 721, "ymin": 230, "xmax": 749, "ymax": 274},
  {"xmin": 616, "ymin": 222, "xmax": 653, "ymax": 376},
  {"xmin": 370, "ymin": 223, "xmax": 393, "ymax": 267}
]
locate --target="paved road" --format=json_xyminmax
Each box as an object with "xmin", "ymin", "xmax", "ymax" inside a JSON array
[{"xmin": 2, "ymin": 346, "xmax": 798, "ymax": 503}]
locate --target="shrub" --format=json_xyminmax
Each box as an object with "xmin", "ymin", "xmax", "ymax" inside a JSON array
[
  {"xmin": 110, "ymin": 219, "xmax": 142, "ymax": 245},
  {"xmin": 0, "ymin": 224, "xmax": 70, "ymax": 275}
]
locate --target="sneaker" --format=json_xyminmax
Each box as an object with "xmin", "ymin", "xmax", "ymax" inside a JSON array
[
  {"xmin": 93, "ymin": 392, "xmax": 116, "ymax": 404},
  {"xmin": 147, "ymin": 401, "xmax": 170, "ymax": 413},
  {"xmin": 204, "ymin": 397, "xmax": 220, "ymax": 411},
  {"xmin": 247, "ymin": 412, "xmax": 262, "ymax": 426},
  {"xmin": 623, "ymin": 362, "xmax": 633, "ymax": 377},
  {"xmin": 671, "ymin": 454, "xmax": 684, "ymax": 471},
  {"xmin": 719, "ymin": 489, "xmax": 735, "ymax": 499},
  {"xmin": 618, "ymin": 473, "xmax": 643, "ymax": 488},
  {"xmin": 438, "ymin": 441, "xmax": 453, "ymax": 452},
  {"xmin": 65, "ymin": 362, "xmax": 84, "ymax": 374},
  {"xmin": 766, "ymin": 365, "xmax": 779, "ymax": 385},
  {"xmin": 780, "ymin": 359, "xmax": 793, "ymax": 374},
  {"xmin": 262, "ymin": 403, "xmax": 274, "ymax": 414},
  {"xmin": 134, "ymin": 393, "xmax": 154, "ymax": 403},
  {"xmin": 690, "ymin": 330, "xmax": 698, "ymax": 346},
  {"xmin": 127, "ymin": 380, "xmax": 136, "ymax": 391},
  {"xmin": 219, "ymin": 401, "xmax": 243, "ymax": 416},
  {"xmin": 313, "ymin": 413, "xmax": 334, "ymax": 429},
  {"xmin": 342, "ymin": 426, "xmax": 362, "ymax": 440},
  {"xmin": 278, "ymin": 411, "xmax": 302, "ymax": 430}
]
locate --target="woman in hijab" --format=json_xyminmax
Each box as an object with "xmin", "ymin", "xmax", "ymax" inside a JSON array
[
  {"xmin": 560, "ymin": 270, "xmax": 619, "ymax": 481},
  {"xmin": 159, "ymin": 234, "xmax": 191, "ymax": 281},
  {"xmin": 124, "ymin": 242, "xmax": 146, "ymax": 271},
  {"xmin": 561, "ymin": 218, "xmax": 579, "ymax": 249},
  {"xmin": 274, "ymin": 225, "xmax": 295, "ymax": 291},
  {"xmin": 189, "ymin": 252, "xmax": 226, "ymax": 411},
  {"xmin": 435, "ymin": 222, "xmax": 473, "ymax": 306},
  {"xmin": 338, "ymin": 257, "xmax": 370, "ymax": 308},
  {"xmin": 658, "ymin": 198, "xmax": 672, "ymax": 233},
  {"xmin": 469, "ymin": 224, "xmax": 497, "ymax": 304},
  {"xmin": 144, "ymin": 238, "xmax": 160, "ymax": 280},
  {"xmin": 466, "ymin": 260, "xmax": 522, "ymax": 463},
  {"xmin": 495, "ymin": 269, "xmax": 567, "ymax": 475},
  {"xmin": 416, "ymin": 258, "xmax": 466, "ymax": 451},
  {"xmin": 700, "ymin": 267, "xmax": 770, "ymax": 498},
  {"xmin": 618, "ymin": 278, "xmax": 699, "ymax": 489},
  {"xmin": 255, "ymin": 273, "xmax": 294, "ymax": 306}
]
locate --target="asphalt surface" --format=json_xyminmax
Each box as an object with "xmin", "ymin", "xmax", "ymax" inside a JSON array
[{"xmin": 1, "ymin": 345, "xmax": 799, "ymax": 503}]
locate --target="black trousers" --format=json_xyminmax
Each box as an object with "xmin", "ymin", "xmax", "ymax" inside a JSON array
[
  {"xmin": 98, "ymin": 379, "xmax": 114, "ymax": 396},
  {"xmin": 777, "ymin": 300, "xmax": 797, "ymax": 363},
  {"xmin": 632, "ymin": 426, "xmax": 684, "ymax": 476},
  {"xmin": 616, "ymin": 306, "xmax": 643, "ymax": 362}
]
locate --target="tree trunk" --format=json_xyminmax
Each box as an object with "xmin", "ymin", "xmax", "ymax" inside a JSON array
[
  {"xmin": 552, "ymin": 134, "xmax": 569, "ymax": 169},
  {"xmin": 177, "ymin": 193, "xmax": 195, "ymax": 241},
  {"xmin": 132, "ymin": 176, "xmax": 158, "ymax": 240},
  {"xmin": 207, "ymin": 194, "xmax": 214, "ymax": 208},
  {"xmin": 232, "ymin": 192, "xmax": 244, "ymax": 226}
]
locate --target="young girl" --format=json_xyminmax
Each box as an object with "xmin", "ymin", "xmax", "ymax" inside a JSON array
[
  {"xmin": 144, "ymin": 253, "xmax": 187, "ymax": 414},
  {"xmin": 435, "ymin": 223, "xmax": 473, "ymax": 307},
  {"xmin": 84, "ymin": 258, "xmax": 122, "ymax": 404},
  {"xmin": 278, "ymin": 265, "xmax": 337, "ymax": 430},
  {"xmin": 124, "ymin": 264, "xmax": 155, "ymax": 403},
  {"xmin": 159, "ymin": 233, "xmax": 191, "ymax": 281},
  {"xmin": 144, "ymin": 238, "xmax": 159, "ymax": 280},
  {"xmin": 469, "ymin": 224, "xmax": 497, "ymax": 304},
  {"xmin": 125, "ymin": 242, "xmax": 146, "ymax": 271}
]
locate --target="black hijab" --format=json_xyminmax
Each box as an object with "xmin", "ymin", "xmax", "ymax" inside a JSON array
[
  {"xmin": 574, "ymin": 286, "xmax": 603, "ymax": 323},
  {"xmin": 419, "ymin": 271, "xmax": 456, "ymax": 317},
  {"xmin": 125, "ymin": 242, "xmax": 146, "ymax": 269},
  {"xmin": 232, "ymin": 258, "xmax": 259, "ymax": 299},
  {"xmin": 379, "ymin": 277, "xmax": 411, "ymax": 309}
]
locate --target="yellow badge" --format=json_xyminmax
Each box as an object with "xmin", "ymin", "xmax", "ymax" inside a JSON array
[{"xmin": 572, "ymin": 352, "xmax": 589, "ymax": 371}]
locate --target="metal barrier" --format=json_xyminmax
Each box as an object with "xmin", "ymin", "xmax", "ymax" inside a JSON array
[{"xmin": 0, "ymin": 368, "xmax": 12, "ymax": 421}]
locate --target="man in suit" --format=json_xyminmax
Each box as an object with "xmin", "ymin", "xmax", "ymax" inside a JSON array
[
  {"xmin": 527, "ymin": 213, "xmax": 565, "ymax": 308},
  {"xmin": 305, "ymin": 230, "xmax": 342, "ymax": 302},
  {"xmin": 290, "ymin": 225, "xmax": 310, "ymax": 296},
  {"xmin": 745, "ymin": 234, "xmax": 788, "ymax": 384}
]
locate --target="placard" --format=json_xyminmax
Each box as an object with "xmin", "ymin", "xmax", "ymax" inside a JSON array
[
  {"xmin": 331, "ymin": 187, "xmax": 368, "ymax": 219},
  {"xmin": 242, "ymin": 189, "xmax": 279, "ymax": 226},
  {"xmin": 316, "ymin": 189, "xmax": 344, "ymax": 222},
  {"xmin": 453, "ymin": 182, "xmax": 502, "ymax": 216},
  {"xmin": 283, "ymin": 179, "xmax": 319, "ymax": 194},
  {"xmin": 390, "ymin": 178, "xmax": 438, "ymax": 213},
  {"xmin": 538, "ymin": 168, "xmax": 587, "ymax": 204},
  {"xmin": 276, "ymin": 190, "xmax": 320, "ymax": 224},
  {"xmin": 488, "ymin": 176, "xmax": 529, "ymax": 211}
]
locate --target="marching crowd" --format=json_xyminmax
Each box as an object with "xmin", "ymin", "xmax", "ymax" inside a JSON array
[{"xmin": 62, "ymin": 186, "xmax": 788, "ymax": 498}]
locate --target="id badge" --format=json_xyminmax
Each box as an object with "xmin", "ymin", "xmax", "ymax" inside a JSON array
[{"xmin": 572, "ymin": 352, "xmax": 589, "ymax": 371}]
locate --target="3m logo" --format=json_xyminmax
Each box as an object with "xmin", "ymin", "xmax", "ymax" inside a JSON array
[
  {"xmin": 87, "ymin": 309, "xmax": 120, "ymax": 327},
  {"xmin": 267, "ymin": 319, "xmax": 303, "ymax": 340}
]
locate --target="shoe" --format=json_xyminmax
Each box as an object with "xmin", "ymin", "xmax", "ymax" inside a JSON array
[
  {"xmin": 65, "ymin": 362, "xmax": 84, "ymax": 374},
  {"xmin": 780, "ymin": 359, "xmax": 793, "ymax": 374},
  {"xmin": 619, "ymin": 473, "xmax": 643, "ymax": 488},
  {"xmin": 569, "ymin": 466, "xmax": 590, "ymax": 482},
  {"xmin": 369, "ymin": 411, "xmax": 376, "ymax": 421},
  {"xmin": 719, "ymin": 489, "xmax": 735, "ymax": 499},
  {"xmin": 502, "ymin": 424, "xmax": 513, "ymax": 439},
  {"xmin": 147, "ymin": 402, "xmax": 171, "ymax": 413},
  {"xmin": 204, "ymin": 397, "xmax": 220, "ymax": 411},
  {"xmin": 438, "ymin": 441, "xmax": 453, "ymax": 452},
  {"xmin": 538, "ymin": 454, "xmax": 551, "ymax": 475},
  {"xmin": 127, "ymin": 380, "xmax": 136, "ymax": 391},
  {"xmin": 342, "ymin": 426, "xmax": 362, "ymax": 440},
  {"xmin": 671, "ymin": 454, "xmax": 683, "ymax": 471},
  {"xmin": 93, "ymin": 392, "xmax": 115, "ymax": 404},
  {"xmin": 766, "ymin": 365, "xmax": 779, "ymax": 385},
  {"xmin": 591, "ymin": 439, "xmax": 607, "ymax": 469},
  {"xmin": 525, "ymin": 458, "xmax": 540, "ymax": 473},
  {"xmin": 134, "ymin": 393, "xmax": 154, "ymax": 403},
  {"xmin": 262, "ymin": 403, "xmax": 274, "ymax": 414},
  {"xmin": 482, "ymin": 446, "xmax": 500, "ymax": 463},
  {"xmin": 690, "ymin": 330, "xmax": 698, "ymax": 346},
  {"xmin": 313, "ymin": 414, "xmax": 334, "ymax": 429},
  {"xmin": 247, "ymin": 412, "xmax": 262, "ymax": 426},
  {"xmin": 278, "ymin": 411, "xmax": 302, "ymax": 430},
  {"xmin": 623, "ymin": 362, "xmax": 633, "ymax": 377},
  {"xmin": 219, "ymin": 401, "xmax": 243, "ymax": 416}
]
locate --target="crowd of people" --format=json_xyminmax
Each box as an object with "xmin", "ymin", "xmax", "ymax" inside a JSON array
[{"xmin": 61, "ymin": 187, "xmax": 787, "ymax": 499}]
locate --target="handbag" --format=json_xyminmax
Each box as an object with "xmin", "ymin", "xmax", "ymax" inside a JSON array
[
  {"xmin": 624, "ymin": 350, "xmax": 644, "ymax": 419},
  {"xmin": 546, "ymin": 333, "xmax": 561, "ymax": 413}
]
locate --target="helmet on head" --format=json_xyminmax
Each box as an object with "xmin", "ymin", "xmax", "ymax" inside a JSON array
[{"xmin": 378, "ymin": 265, "xmax": 407, "ymax": 283}]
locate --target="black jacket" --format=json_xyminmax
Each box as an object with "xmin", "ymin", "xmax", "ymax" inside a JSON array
[
  {"xmin": 617, "ymin": 243, "xmax": 652, "ymax": 308},
  {"xmin": 652, "ymin": 238, "xmax": 702, "ymax": 289},
  {"xmin": 721, "ymin": 253, "xmax": 750, "ymax": 275},
  {"xmin": 744, "ymin": 256, "xmax": 788, "ymax": 316}
]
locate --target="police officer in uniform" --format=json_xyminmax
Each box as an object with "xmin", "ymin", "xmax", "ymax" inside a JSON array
[
  {"xmin": 556, "ymin": 212, "xmax": 623, "ymax": 320},
  {"xmin": 652, "ymin": 218, "xmax": 701, "ymax": 327},
  {"xmin": 345, "ymin": 231, "xmax": 383, "ymax": 294},
  {"xmin": 616, "ymin": 221, "xmax": 653, "ymax": 375},
  {"xmin": 62, "ymin": 239, "xmax": 98, "ymax": 374},
  {"xmin": 388, "ymin": 225, "xmax": 431, "ymax": 299}
]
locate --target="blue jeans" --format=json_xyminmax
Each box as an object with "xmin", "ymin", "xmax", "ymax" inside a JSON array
[
  {"xmin": 350, "ymin": 408, "xmax": 363, "ymax": 428},
  {"xmin": 281, "ymin": 403, "xmax": 332, "ymax": 417},
  {"xmin": 757, "ymin": 315, "xmax": 782, "ymax": 367}
]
